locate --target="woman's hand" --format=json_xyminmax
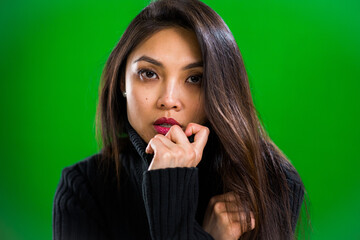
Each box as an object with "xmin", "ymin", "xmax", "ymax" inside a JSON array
[
  {"xmin": 202, "ymin": 192, "xmax": 255, "ymax": 240},
  {"xmin": 145, "ymin": 123, "xmax": 209, "ymax": 170}
]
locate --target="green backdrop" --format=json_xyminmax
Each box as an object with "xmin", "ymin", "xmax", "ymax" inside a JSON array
[{"xmin": 1, "ymin": 0, "xmax": 359, "ymax": 239}]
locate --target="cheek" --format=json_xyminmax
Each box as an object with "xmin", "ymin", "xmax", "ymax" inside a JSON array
[
  {"xmin": 197, "ymin": 102, "xmax": 207, "ymax": 123},
  {"xmin": 126, "ymin": 79, "xmax": 152, "ymax": 108},
  {"xmin": 127, "ymin": 92, "xmax": 149, "ymax": 114},
  {"xmin": 188, "ymin": 94, "xmax": 207, "ymax": 123}
]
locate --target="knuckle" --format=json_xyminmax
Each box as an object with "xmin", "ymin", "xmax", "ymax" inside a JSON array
[
  {"xmin": 174, "ymin": 148, "xmax": 184, "ymax": 158},
  {"xmin": 151, "ymin": 138, "xmax": 160, "ymax": 144},
  {"xmin": 162, "ymin": 152, "xmax": 172, "ymax": 161},
  {"xmin": 154, "ymin": 134, "xmax": 162, "ymax": 139},
  {"xmin": 172, "ymin": 124, "xmax": 181, "ymax": 130},
  {"xmin": 209, "ymin": 196, "xmax": 217, "ymax": 206},
  {"xmin": 168, "ymin": 126, "xmax": 174, "ymax": 133},
  {"xmin": 148, "ymin": 138, "xmax": 155, "ymax": 146},
  {"xmin": 203, "ymin": 126, "xmax": 210, "ymax": 134},
  {"xmin": 187, "ymin": 149, "xmax": 196, "ymax": 159},
  {"xmin": 169, "ymin": 125, "xmax": 181, "ymax": 133},
  {"xmin": 214, "ymin": 202, "xmax": 225, "ymax": 214},
  {"xmin": 224, "ymin": 192, "xmax": 235, "ymax": 201}
]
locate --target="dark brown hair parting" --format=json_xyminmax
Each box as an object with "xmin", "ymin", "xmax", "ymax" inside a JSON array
[{"xmin": 96, "ymin": 0, "xmax": 306, "ymax": 239}]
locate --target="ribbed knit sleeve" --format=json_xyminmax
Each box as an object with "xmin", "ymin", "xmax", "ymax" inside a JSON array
[
  {"xmin": 53, "ymin": 164, "xmax": 109, "ymax": 240},
  {"xmin": 142, "ymin": 168, "xmax": 214, "ymax": 240}
]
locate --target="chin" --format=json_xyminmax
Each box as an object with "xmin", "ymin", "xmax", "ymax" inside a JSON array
[{"xmin": 141, "ymin": 132, "xmax": 154, "ymax": 144}]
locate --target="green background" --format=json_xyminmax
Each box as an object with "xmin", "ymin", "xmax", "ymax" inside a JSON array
[{"xmin": 1, "ymin": 0, "xmax": 359, "ymax": 239}]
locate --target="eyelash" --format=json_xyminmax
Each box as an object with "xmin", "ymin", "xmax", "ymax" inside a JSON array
[
  {"xmin": 138, "ymin": 69, "xmax": 158, "ymax": 80},
  {"xmin": 186, "ymin": 75, "xmax": 202, "ymax": 85},
  {"xmin": 137, "ymin": 68, "xmax": 202, "ymax": 85}
]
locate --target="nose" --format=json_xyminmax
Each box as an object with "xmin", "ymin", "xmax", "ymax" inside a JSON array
[{"xmin": 156, "ymin": 79, "xmax": 182, "ymax": 111}]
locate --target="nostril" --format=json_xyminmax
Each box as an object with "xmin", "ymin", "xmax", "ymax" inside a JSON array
[{"xmin": 158, "ymin": 99, "xmax": 181, "ymax": 110}]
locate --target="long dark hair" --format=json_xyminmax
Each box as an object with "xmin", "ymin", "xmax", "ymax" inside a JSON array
[{"xmin": 97, "ymin": 0, "xmax": 305, "ymax": 239}]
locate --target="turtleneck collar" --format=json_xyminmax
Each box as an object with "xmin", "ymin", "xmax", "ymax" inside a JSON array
[
  {"xmin": 121, "ymin": 121, "xmax": 154, "ymax": 196},
  {"xmin": 125, "ymin": 121, "xmax": 153, "ymax": 166}
]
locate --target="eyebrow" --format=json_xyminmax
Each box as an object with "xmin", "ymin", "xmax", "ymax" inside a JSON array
[{"xmin": 134, "ymin": 55, "xmax": 203, "ymax": 70}]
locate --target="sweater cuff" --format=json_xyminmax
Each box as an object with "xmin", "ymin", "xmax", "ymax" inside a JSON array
[{"xmin": 142, "ymin": 167, "xmax": 199, "ymax": 239}]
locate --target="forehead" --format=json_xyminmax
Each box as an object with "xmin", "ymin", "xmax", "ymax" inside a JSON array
[{"xmin": 127, "ymin": 27, "xmax": 202, "ymax": 64}]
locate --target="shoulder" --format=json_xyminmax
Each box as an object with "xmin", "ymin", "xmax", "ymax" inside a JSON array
[
  {"xmin": 262, "ymin": 140, "xmax": 304, "ymax": 189},
  {"xmin": 53, "ymin": 154, "xmax": 121, "ymax": 238},
  {"xmin": 59, "ymin": 153, "xmax": 103, "ymax": 186},
  {"xmin": 280, "ymin": 160, "xmax": 305, "ymax": 227},
  {"xmin": 64, "ymin": 153, "xmax": 102, "ymax": 173},
  {"xmin": 54, "ymin": 153, "xmax": 114, "ymax": 205},
  {"xmin": 280, "ymin": 160, "xmax": 304, "ymax": 194}
]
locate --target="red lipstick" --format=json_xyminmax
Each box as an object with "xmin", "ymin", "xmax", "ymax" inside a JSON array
[{"xmin": 153, "ymin": 117, "xmax": 181, "ymax": 135}]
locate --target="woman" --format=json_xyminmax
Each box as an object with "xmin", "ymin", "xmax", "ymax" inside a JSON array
[{"xmin": 53, "ymin": 0, "xmax": 305, "ymax": 239}]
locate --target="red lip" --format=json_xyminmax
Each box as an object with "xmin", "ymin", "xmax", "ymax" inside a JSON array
[
  {"xmin": 153, "ymin": 117, "xmax": 181, "ymax": 135},
  {"xmin": 154, "ymin": 117, "xmax": 181, "ymax": 126}
]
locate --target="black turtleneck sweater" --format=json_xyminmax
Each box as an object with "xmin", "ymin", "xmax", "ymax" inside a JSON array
[{"xmin": 53, "ymin": 126, "xmax": 304, "ymax": 239}]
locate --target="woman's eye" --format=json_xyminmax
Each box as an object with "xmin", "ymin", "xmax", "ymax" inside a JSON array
[
  {"xmin": 138, "ymin": 69, "xmax": 158, "ymax": 80},
  {"xmin": 186, "ymin": 75, "xmax": 202, "ymax": 84}
]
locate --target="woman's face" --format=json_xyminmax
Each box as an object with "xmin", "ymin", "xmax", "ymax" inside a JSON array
[{"xmin": 124, "ymin": 27, "xmax": 207, "ymax": 143}]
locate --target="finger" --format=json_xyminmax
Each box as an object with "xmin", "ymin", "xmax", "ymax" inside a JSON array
[
  {"xmin": 210, "ymin": 191, "xmax": 238, "ymax": 205},
  {"xmin": 229, "ymin": 221, "xmax": 242, "ymax": 239},
  {"xmin": 185, "ymin": 123, "xmax": 209, "ymax": 152},
  {"xmin": 250, "ymin": 212, "xmax": 255, "ymax": 230},
  {"xmin": 238, "ymin": 212, "xmax": 256, "ymax": 233},
  {"xmin": 165, "ymin": 125, "xmax": 190, "ymax": 145},
  {"xmin": 146, "ymin": 138, "xmax": 175, "ymax": 170},
  {"xmin": 145, "ymin": 137, "xmax": 170, "ymax": 155},
  {"xmin": 145, "ymin": 143, "xmax": 153, "ymax": 154},
  {"xmin": 184, "ymin": 122, "xmax": 207, "ymax": 136},
  {"xmin": 228, "ymin": 211, "xmax": 248, "ymax": 222},
  {"xmin": 221, "ymin": 191, "xmax": 238, "ymax": 202},
  {"xmin": 152, "ymin": 134, "xmax": 177, "ymax": 150},
  {"xmin": 213, "ymin": 201, "xmax": 240, "ymax": 214},
  {"xmin": 231, "ymin": 211, "xmax": 256, "ymax": 230},
  {"xmin": 217, "ymin": 213, "xmax": 243, "ymax": 239},
  {"xmin": 225, "ymin": 202, "xmax": 241, "ymax": 212}
]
